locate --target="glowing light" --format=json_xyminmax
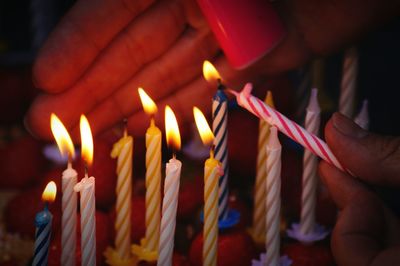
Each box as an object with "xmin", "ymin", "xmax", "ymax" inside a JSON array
[
  {"xmin": 80, "ymin": 115, "xmax": 94, "ymax": 166},
  {"xmin": 50, "ymin": 113, "xmax": 75, "ymax": 159},
  {"xmin": 165, "ymin": 105, "xmax": 181, "ymax": 151},
  {"xmin": 193, "ymin": 107, "xmax": 214, "ymax": 146},
  {"xmin": 138, "ymin": 87, "xmax": 158, "ymax": 115},
  {"xmin": 203, "ymin": 60, "xmax": 222, "ymax": 82},
  {"xmin": 42, "ymin": 181, "xmax": 57, "ymax": 202}
]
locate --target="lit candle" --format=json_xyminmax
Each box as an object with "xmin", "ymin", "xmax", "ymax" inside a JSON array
[
  {"xmin": 300, "ymin": 89, "xmax": 321, "ymax": 235},
  {"xmin": 229, "ymin": 83, "xmax": 346, "ymax": 173},
  {"xmin": 33, "ymin": 181, "xmax": 57, "ymax": 266},
  {"xmin": 50, "ymin": 113, "xmax": 77, "ymax": 266},
  {"xmin": 110, "ymin": 120, "xmax": 133, "ymax": 259},
  {"xmin": 138, "ymin": 88, "xmax": 162, "ymax": 254},
  {"xmin": 203, "ymin": 60, "xmax": 229, "ymax": 220},
  {"xmin": 157, "ymin": 106, "xmax": 182, "ymax": 266},
  {"xmin": 252, "ymin": 91, "xmax": 274, "ymax": 244},
  {"xmin": 339, "ymin": 47, "xmax": 358, "ymax": 118},
  {"xmin": 354, "ymin": 99, "xmax": 369, "ymax": 130},
  {"xmin": 193, "ymin": 107, "xmax": 221, "ymax": 266},
  {"xmin": 265, "ymin": 127, "xmax": 281, "ymax": 266},
  {"xmin": 74, "ymin": 115, "xmax": 96, "ymax": 266}
]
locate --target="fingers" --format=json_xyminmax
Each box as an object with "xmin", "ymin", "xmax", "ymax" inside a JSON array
[
  {"xmin": 325, "ymin": 113, "xmax": 400, "ymax": 187},
  {"xmin": 33, "ymin": 0, "xmax": 156, "ymax": 92},
  {"xmin": 319, "ymin": 160, "xmax": 392, "ymax": 265}
]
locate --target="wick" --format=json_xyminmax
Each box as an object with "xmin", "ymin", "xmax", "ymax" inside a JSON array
[
  {"xmin": 44, "ymin": 202, "xmax": 49, "ymax": 211},
  {"xmin": 84, "ymin": 162, "xmax": 89, "ymax": 179},
  {"xmin": 150, "ymin": 117, "xmax": 155, "ymax": 127},
  {"xmin": 217, "ymin": 78, "xmax": 225, "ymax": 91},
  {"xmin": 123, "ymin": 118, "xmax": 128, "ymax": 137},
  {"xmin": 67, "ymin": 154, "xmax": 72, "ymax": 169},
  {"xmin": 210, "ymin": 145, "xmax": 215, "ymax": 159},
  {"xmin": 172, "ymin": 153, "xmax": 176, "ymax": 160}
]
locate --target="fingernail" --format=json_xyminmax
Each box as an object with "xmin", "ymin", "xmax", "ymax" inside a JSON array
[
  {"xmin": 197, "ymin": 0, "xmax": 286, "ymax": 69},
  {"xmin": 333, "ymin": 113, "xmax": 368, "ymax": 138}
]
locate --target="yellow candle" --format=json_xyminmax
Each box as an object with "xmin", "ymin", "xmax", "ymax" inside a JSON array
[
  {"xmin": 144, "ymin": 118, "xmax": 162, "ymax": 251},
  {"xmin": 252, "ymin": 91, "xmax": 274, "ymax": 244}
]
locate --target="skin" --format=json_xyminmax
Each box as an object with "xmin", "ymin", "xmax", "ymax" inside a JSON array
[
  {"xmin": 25, "ymin": 0, "xmax": 400, "ymax": 140},
  {"xmin": 320, "ymin": 113, "xmax": 400, "ymax": 266}
]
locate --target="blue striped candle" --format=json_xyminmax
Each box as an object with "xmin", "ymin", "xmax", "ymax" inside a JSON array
[
  {"xmin": 212, "ymin": 87, "xmax": 229, "ymax": 220},
  {"xmin": 33, "ymin": 204, "xmax": 52, "ymax": 266}
]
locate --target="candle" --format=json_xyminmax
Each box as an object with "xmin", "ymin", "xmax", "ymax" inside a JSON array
[
  {"xmin": 252, "ymin": 91, "xmax": 274, "ymax": 244},
  {"xmin": 229, "ymin": 83, "xmax": 346, "ymax": 172},
  {"xmin": 354, "ymin": 99, "xmax": 369, "ymax": 130},
  {"xmin": 50, "ymin": 113, "xmax": 77, "ymax": 266},
  {"xmin": 74, "ymin": 115, "xmax": 96, "ymax": 266},
  {"xmin": 203, "ymin": 60, "xmax": 229, "ymax": 220},
  {"xmin": 265, "ymin": 127, "xmax": 281, "ymax": 266},
  {"xmin": 33, "ymin": 181, "xmax": 57, "ymax": 266},
  {"xmin": 300, "ymin": 89, "xmax": 321, "ymax": 235},
  {"xmin": 193, "ymin": 107, "xmax": 221, "ymax": 266},
  {"xmin": 138, "ymin": 88, "xmax": 162, "ymax": 253},
  {"xmin": 158, "ymin": 106, "xmax": 182, "ymax": 266},
  {"xmin": 339, "ymin": 47, "xmax": 358, "ymax": 118},
  {"xmin": 110, "ymin": 122, "xmax": 133, "ymax": 259}
]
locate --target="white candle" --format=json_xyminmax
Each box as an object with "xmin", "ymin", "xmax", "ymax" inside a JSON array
[
  {"xmin": 300, "ymin": 89, "xmax": 321, "ymax": 235},
  {"xmin": 265, "ymin": 127, "xmax": 281, "ymax": 266},
  {"xmin": 157, "ymin": 157, "xmax": 182, "ymax": 266},
  {"xmin": 339, "ymin": 47, "xmax": 358, "ymax": 118}
]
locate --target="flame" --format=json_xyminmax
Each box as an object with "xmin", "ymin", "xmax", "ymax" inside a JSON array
[
  {"xmin": 203, "ymin": 60, "xmax": 221, "ymax": 82},
  {"xmin": 138, "ymin": 87, "xmax": 158, "ymax": 115},
  {"xmin": 193, "ymin": 107, "xmax": 214, "ymax": 146},
  {"xmin": 50, "ymin": 113, "xmax": 75, "ymax": 159},
  {"xmin": 165, "ymin": 105, "xmax": 181, "ymax": 151},
  {"xmin": 42, "ymin": 181, "xmax": 57, "ymax": 202},
  {"xmin": 80, "ymin": 115, "xmax": 94, "ymax": 166}
]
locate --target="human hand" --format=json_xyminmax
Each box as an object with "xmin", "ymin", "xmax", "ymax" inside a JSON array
[
  {"xmin": 319, "ymin": 113, "xmax": 400, "ymax": 266},
  {"xmin": 26, "ymin": 0, "xmax": 400, "ymax": 140}
]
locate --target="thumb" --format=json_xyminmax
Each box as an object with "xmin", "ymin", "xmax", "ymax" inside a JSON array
[{"xmin": 325, "ymin": 113, "xmax": 400, "ymax": 187}]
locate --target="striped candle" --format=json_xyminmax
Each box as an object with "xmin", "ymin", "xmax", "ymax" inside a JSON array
[
  {"xmin": 61, "ymin": 166, "xmax": 77, "ymax": 266},
  {"xmin": 354, "ymin": 99, "xmax": 369, "ymax": 130},
  {"xmin": 339, "ymin": 47, "xmax": 358, "ymax": 118},
  {"xmin": 230, "ymin": 84, "xmax": 345, "ymax": 172},
  {"xmin": 111, "ymin": 130, "xmax": 133, "ymax": 258},
  {"xmin": 33, "ymin": 206, "xmax": 52, "ymax": 266},
  {"xmin": 212, "ymin": 88, "xmax": 229, "ymax": 220},
  {"xmin": 203, "ymin": 152, "xmax": 220, "ymax": 266},
  {"xmin": 252, "ymin": 91, "xmax": 274, "ymax": 243},
  {"xmin": 265, "ymin": 127, "xmax": 282, "ymax": 266},
  {"xmin": 157, "ymin": 157, "xmax": 182, "ymax": 266},
  {"xmin": 144, "ymin": 119, "xmax": 162, "ymax": 251},
  {"xmin": 75, "ymin": 176, "xmax": 96, "ymax": 266},
  {"xmin": 300, "ymin": 89, "xmax": 321, "ymax": 235}
]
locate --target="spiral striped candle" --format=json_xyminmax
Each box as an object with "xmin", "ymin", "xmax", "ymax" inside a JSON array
[
  {"xmin": 111, "ymin": 131, "xmax": 133, "ymax": 258},
  {"xmin": 144, "ymin": 120, "xmax": 162, "ymax": 251},
  {"xmin": 33, "ymin": 206, "xmax": 52, "ymax": 266},
  {"xmin": 61, "ymin": 166, "xmax": 77, "ymax": 266},
  {"xmin": 339, "ymin": 47, "xmax": 358, "ymax": 118},
  {"xmin": 212, "ymin": 89, "xmax": 229, "ymax": 220},
  {"xmin": 354, "ymin": 100, "xmax": 369, "ymax": 130},
  {"xmin": 75, "ymin": 176, "xmax": 96, "ymax": 266},
  {"xmin": 203, "ymin": 152, "xmax": 220, "ymax": 266},
  {"xmin": 252, "ymin": 91, "xmax": 274, "ymax": 243},
  {"xmin": 300, "ymin": 89, "xmax": 321, "ymax": 235},
  {"xmin": 158, "ymin": 157, "xmax": 182, "ymax": 266},
  {"xmin": 265, "ymin": 127, "xmax": 281, "ymax": 266},
  {"xmin": 231, "ymin": 84, "xmax": 345, "ymax": 172}
]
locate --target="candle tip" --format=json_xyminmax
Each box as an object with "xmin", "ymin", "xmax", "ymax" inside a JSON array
[
  {"xmin": 267, "ymin": 126, "xmax": 281, "ymax": 150},
  {"xmin": 265, "ymin": 91, "xmax": 275, "ymax": 108},
  {"xmin": 306, "ymin": 88, "xmax": 320, "ymax": 113},
  {"xmin": 354, "ymin": 99, "xmax": 369, "ymax": 130}
]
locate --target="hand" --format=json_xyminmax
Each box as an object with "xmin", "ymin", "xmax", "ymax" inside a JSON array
[
  {"xmin": 26, "ymin": 0, "xmax": 400, "ymax": 140},
  {"xmin": 319, "ymin": 113, "xmax": 400, "ymax": 266}
]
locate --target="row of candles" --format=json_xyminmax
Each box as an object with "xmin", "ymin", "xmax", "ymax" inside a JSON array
[{"xmin": 32, "ymin": 58, "xmax": 366, "ymax": 266}]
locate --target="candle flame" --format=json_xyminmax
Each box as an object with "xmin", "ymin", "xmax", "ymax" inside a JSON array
[
  {"xmin": 80, "ymin": 115, "xmax": 94, "ymax": 166},
  {"xmin": 42, "ymin": 181, "xmax": 57, "ymax": 202},
  {"xmin": 193, "ymin": 106, "xmax": 214, "ymax": 146},
  {"xmin": 138, "ymin": 87, "xmax": 158, "ymax": 115},
  {"xmin": 50, "ymin": 113, "xmax": 75, "ymax": 159},
  {"xmin": 203, "ymin": 60, "xmax": 221, "ymax": 82},
  {"xmin": 165, "ymin": 105, "xmax": 181, "ymax": 151}
]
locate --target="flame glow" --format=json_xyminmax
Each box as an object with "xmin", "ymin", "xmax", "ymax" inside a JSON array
[
  {"xmin": 203, "ymin": 60, "xmax": 221, "ymax": 82},
  {"xmin": 50, "ymin": 113, "xmax": 75, "ymax": 159},
  {"xmin": 42, "ymin": 181, "xmax": 57, "ymax": 202},
  {"xmin": 138, "ymin": 87, "xmax": 158, "ymax": 115},
  {"xmin": 193, "ymin": 107, "xmax": 214, "ymax": 146},
  {"xmin": 80, "ymin": 115, "xmax": 94, "ymax": 166},
  {"xmin": 165, "ymin": 105, "xmax": 181, "ymax": 151}
]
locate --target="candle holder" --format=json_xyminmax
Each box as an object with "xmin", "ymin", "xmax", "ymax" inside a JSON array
[
  {"xmin": 104, "ymin": 247, "xmax": 138, "ymax": 266},
  {"xmin": 286, "ymin": 223, "xmax": 329, "ymax": 244},
  {"xmin": 252, "ymin": 253, "xmax": 292, "ymax": 266},
  {"xmin": 131, "ymin": 239, "xmax": 158, "ymax": 262}
]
